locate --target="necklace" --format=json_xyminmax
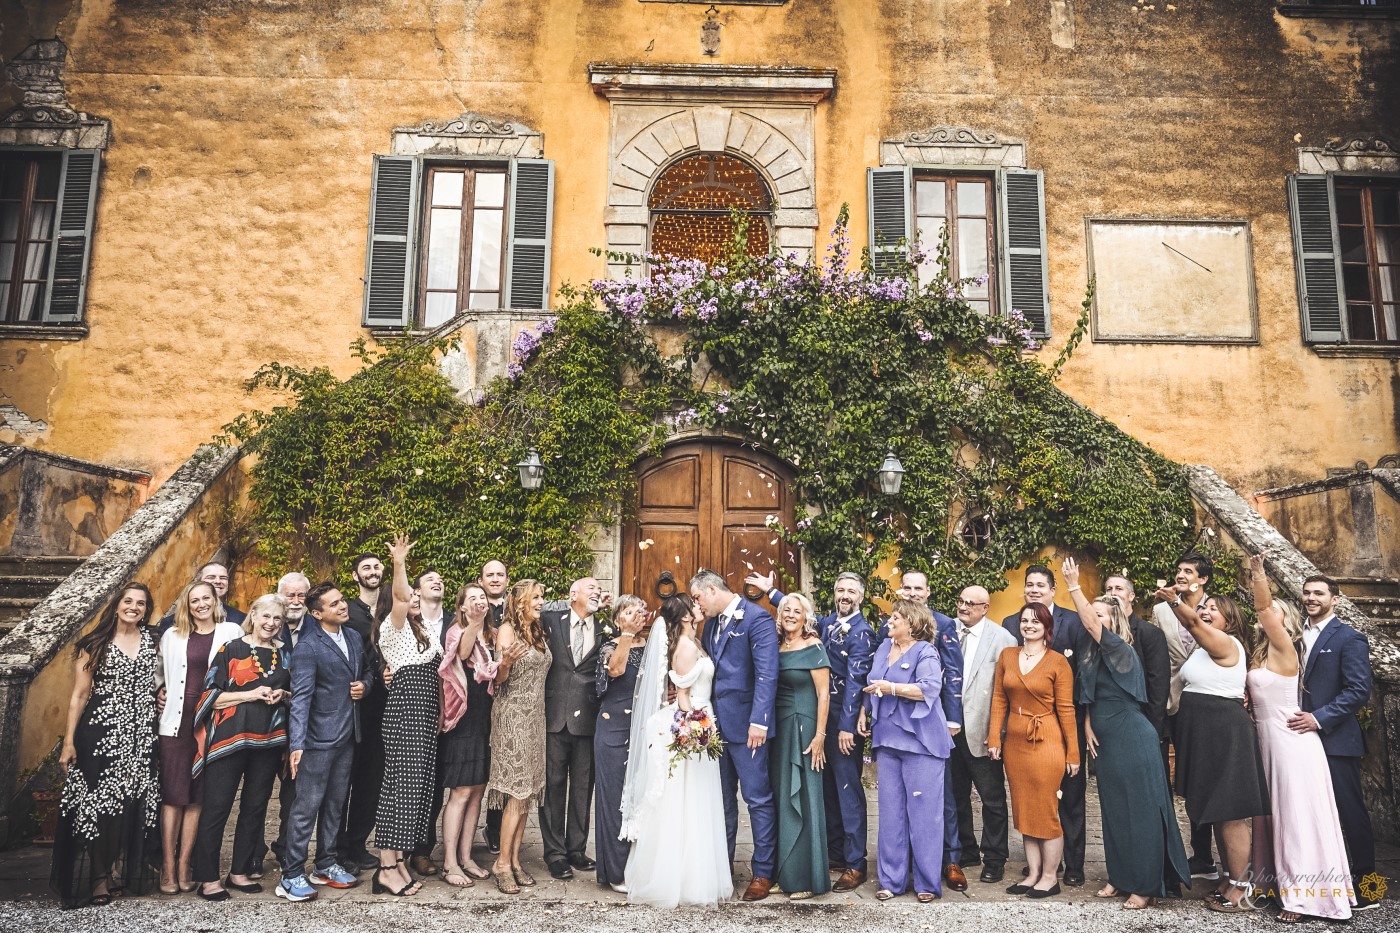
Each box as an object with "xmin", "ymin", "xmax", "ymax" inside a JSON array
[
  {"xmin": 250, "ymin": 643, "xmax": 280, "ymax": 679},
  {"xmin": 1022, "ymin": 645, "xmax": 1045, "ymax": 660}
]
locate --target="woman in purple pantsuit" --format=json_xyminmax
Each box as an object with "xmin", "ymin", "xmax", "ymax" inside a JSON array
[{"xmin": 858, "ymin": 599, "xmax": 953, "ymax": 902}]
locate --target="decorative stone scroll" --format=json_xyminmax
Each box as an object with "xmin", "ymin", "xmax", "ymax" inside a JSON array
[
  {"xmin": 391, "ymin": 111, "xmax": 544, "ymax": 159},
  {"xmin": 880, "ymin": 125, "xmax": 1025, "ymax": 169},
  {"xmin": 1298, "ymin": 135, "xmax": 1400, "ymax": 175}
]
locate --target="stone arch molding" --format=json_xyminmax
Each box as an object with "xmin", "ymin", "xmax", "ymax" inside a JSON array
[{"xmin": 605, "ymin": 105, "xmax": 819, "ymax": 278}]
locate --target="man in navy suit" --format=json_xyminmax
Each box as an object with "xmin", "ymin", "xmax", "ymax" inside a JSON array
[
  {"xmin": 748, "ymin": 570, "xmax": 876, "ymax": 892},
  {"xmin": 1295, "ymin": 575, "xmax": 1378, "ymax": 910},
  {"xmin": 692, "ymin": 569, "xmax": 779, "ymax": 902},
  {"xmin": 1000, "ymin": 564, "xmax": 1089, "ymax": 887},
  {"xmin": 279, "ymin": 583, "xmax": 368, "ymax": 902}
]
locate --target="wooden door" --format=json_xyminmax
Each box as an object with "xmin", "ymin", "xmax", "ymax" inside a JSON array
[{"xmin": 621, "ymin": 440, "xmax": 800, "ymax": 606}]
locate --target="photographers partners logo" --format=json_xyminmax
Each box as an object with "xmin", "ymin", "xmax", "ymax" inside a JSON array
[{"xmin": 1358, "ymin": 872, "xmax": 1387, "ymax": 902}]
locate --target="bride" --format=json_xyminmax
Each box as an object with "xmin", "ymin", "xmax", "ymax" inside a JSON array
[{"xmin": 621, "ymin": 594, "xmax": 734, "ymax": 908}]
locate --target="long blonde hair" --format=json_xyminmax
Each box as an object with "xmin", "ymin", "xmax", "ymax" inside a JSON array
[
  {"xmin": 1251, "ymin": 598, "xmax": 1304, "ymax": 670},
  {"xmin": 775, "ymin": 592, "xmax": 819, "ymax": 644},
  {"xmin": 173, "ymin": 580, "xmax": 226, "ymax": 638},
  {"xmin": 1093, "ymin": 594, "xmax": 1134, "ymax": 646}
]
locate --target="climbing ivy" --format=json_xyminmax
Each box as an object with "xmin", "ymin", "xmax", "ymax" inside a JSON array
[{"xmin": 225, "ymin": 210, "xmax": 1197, "ymax": 605}]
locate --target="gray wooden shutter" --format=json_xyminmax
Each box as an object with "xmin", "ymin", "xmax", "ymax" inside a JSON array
[
  {"xmin": 1287, "ymin": 174, "xmax": 1344, "ymax": 344},
  {"xmin": 505, "ymin": 158, "xmax": 554, "ymax": 310},
  {"xmin": 40, "ymin": 149, "xmax": 101, "ymax": 323},
  {"xmin": 998, "ymin": 168, "xmax": 1050, "ymax": 337},
  {"xmin": 867, "ymin": 166, "xmax": 911, "ymax": 277},
  {"xmin": 361, "ymin": 155, "xmax": 419, "ymax": 327}
]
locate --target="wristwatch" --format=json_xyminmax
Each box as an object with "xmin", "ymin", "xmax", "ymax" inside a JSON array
[{"xmin": 1169, "ymin": 597, "xmax": 1183, "ymax": 608}]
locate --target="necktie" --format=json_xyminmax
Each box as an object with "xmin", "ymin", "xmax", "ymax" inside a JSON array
[
  {"xmin": 572, "ymin": 619, "xmax": 585, "ymax": 665},
  {"xmin": 959, "ymin": 625, "xmax": 970, "ymax": 653}
]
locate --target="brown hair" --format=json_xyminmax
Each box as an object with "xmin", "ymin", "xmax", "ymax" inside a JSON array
[
  {"xmin": 173, "ymin": 580, "xmax": 225, "ymax": 639},
  {"xmin": 890, "ymin": 598, "xmax": 936, "ymax": 642},
  {"xmin": 1018, "ymin": 602, "xmax": 1055, "ymax": 646},
  {"xmin": 503, "ymin": 579, "xmax": 547, "ymax": 652},
  {"xmin": 455, "ymin": 583, "xmax": 494, "ymax": 647},
  {"xmin": 1205, "ymin": 594, "xmax": 1254, "ymax": 657},
  {"xmin": 75, "ymin": 583, "xmax": 152, "ymax": 671},
  {"xmin": 660, "ymin": 594, "xmax": 705, "ymax": 674}
]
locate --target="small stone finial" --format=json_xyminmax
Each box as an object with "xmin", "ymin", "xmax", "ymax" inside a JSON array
[
  {"xmin": 7, "ymin": 39, "xmax": 70, "ymax": 112},
  {"xmin": 701, "ymin": 5, "xmax": 721, "ymax": 56}
]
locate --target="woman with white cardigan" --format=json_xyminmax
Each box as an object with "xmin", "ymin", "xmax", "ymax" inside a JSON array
[{"xmin": 156, "ymin": 580, "xmax": 241, "ymax": 893}]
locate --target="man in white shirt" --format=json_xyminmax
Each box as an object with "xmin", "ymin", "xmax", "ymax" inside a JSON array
[{"xmin": 947, "ymin": 585, "xmax": 1017, "ymax": 883}]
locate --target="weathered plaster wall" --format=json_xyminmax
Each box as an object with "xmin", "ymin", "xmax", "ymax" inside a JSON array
[
  {"xmin": 0, "ymin": 451, "xmax": 149, "ymax": 556},
  {"xmin": 0, "ymin": 1, "xmax": 1395, "ymax": 493}
]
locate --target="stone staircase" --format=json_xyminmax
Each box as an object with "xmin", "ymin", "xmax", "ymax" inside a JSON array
[
  {"xmin": 0, "ymin": 556, "xmax": 85, "ymax": 640},
  {"xmin": 1338, "ymin": 576, "xmax": 1400, "ymax": 628}
]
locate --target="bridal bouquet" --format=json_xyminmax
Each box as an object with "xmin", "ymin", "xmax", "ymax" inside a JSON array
[{"xmin": 667, "ymin": 708, "xmax": 724, "ymax": 776}]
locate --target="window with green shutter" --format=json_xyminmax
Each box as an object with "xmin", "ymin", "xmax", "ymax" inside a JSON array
[{"xmin": 0, "ymin": 148, "xmax": 100, "ymax": 327}]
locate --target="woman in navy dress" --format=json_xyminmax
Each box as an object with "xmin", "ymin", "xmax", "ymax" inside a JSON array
[{"xmin": 593, "ymin": 595, "xmax": 649, "ymax": 892}]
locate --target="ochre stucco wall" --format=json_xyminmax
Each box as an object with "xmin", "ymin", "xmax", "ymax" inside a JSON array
[{"xmin": 0, "ymin": 0, "xmax": 1397, "ymax": 495}]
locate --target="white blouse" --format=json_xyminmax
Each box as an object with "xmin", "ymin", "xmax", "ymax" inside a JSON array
[{"xmin": 378, "ymin": 619, "xmax": 443, "ymax": 673}]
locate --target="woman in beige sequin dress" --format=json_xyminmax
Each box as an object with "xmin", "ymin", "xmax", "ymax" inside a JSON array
[{"xmin": 486, "ymin": 579, "xmax": 550, "ymax": 894}]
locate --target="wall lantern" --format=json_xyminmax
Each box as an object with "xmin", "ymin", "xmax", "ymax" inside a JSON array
[
  {"xmin": 876, "ymin": 450, "xmax": 905, "ymax": 496},
  {"xmin": 517, "ymin": 448, "xmax": 545, "ymax": 491}
]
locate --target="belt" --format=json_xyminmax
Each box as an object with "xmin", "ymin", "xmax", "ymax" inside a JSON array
[{"xmin": 1015, "ymin": 707, "xmax": 1048, "ymax": 743}]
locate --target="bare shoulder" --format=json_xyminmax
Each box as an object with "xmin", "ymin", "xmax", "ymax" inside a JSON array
[{"xmin": 674, "ymin": 634, "xmax": 701, "ymax": 662}]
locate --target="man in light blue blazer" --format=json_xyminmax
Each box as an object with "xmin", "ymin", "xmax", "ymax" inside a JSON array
[
  {"xmin": 692, "ymin": 569, "xmax": 779, "ymax": 902},
  {"xmin": 279, "ymin": 583, "xmax": 368, "ymax": 902}
]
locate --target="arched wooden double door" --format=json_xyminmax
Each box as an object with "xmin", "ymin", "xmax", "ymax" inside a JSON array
[{"xmin": 621, "ymin": 440, "xmax": 801, "ymax": 605}]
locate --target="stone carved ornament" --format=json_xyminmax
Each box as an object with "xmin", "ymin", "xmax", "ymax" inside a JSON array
[
  {"xmin": 2, "ymin": 38, "xmax": 85, "ymax": 127},
  {"xmin": 1323, "ymin": 135, "xmax": 1397, "ymax": 156},
  {"xmin": 903, "ymin": 125, "xmax": 1002, "ymax": 146},
  {"xmin": 401, "ymin": 111, "xmax": 528, "ymax": 138}
]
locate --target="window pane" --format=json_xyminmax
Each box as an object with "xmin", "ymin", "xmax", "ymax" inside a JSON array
[
  {"xmin": 17, "ymin": 279, "xmax": 44, "ymax": 321},
  {"xmin": 0, "ymin": 163, "xmax": 28, "ymax": 201},
  {"xmin": 425, "ymin": 208, "xmax": 462, "ymax": 289},
  {"xmin": 469, "ymin": 208, "xmax": 503, "ymax": 290},
  {"xmin": 1383, "ymin": 305, "xmax": 1399, "ymax": 343},
  {"xmin": 0, "ymin": 204, "xmax": 18, "ymax": 241},
  {"xmin": 1379, "ymin": 264, "xmax": 1399, "ymax": 305},
  {"xmin": 1339, "ymin": 225, "xmax": 1369, "ymax": 263},
  {"xmin": 27, "ymin": 202, "xmax": 54, "ymax": 242},
  {"xmin": 1377, "ymin": 226, "xmax": 1400, "ymax": 265},
  {"xmin": 468, "ymin": 290, "xmax": 499, "ymax": 309},
  {"xmin": 1335, "ymin": 188, "xmax": 1363, "ymax": 226},
  {"xmin": 956, "ymin": 181, "xmax": 986, "ymax": 217},
  {"xmin": 1342, "ymin": 264, "xmax": 1372, "ymax": 300},
  {"xmin": 34, "ymin": 158, "xmax": 60, "ymax": 199},
  {"xmin": 423, "ymin": 291, "xmax": 457, "ymax": 328},
  {"xmin": 430, "ymin": 171, "xmax": 464, "ymax": 207},
  {"xmin": 1348, "ymin": 304, "xmax": 1378, "ymax": 341},
  {"xmin": 916, "ymin": 180, "xmax": 946, "ymax": 217},
  {"xmin": 474, "ymin": 172, "xmax": 505, "ymax": 208},
  {"xmin": 22, "ymin": 242, "xmax": 51, "ymax": 282},
  {"xmin": 968, "ymin": 298, "xmax": 991, "ymax": 316},
  {"xmin": 958, "ymin": 217, "xmax": 990, "ymax": 286},
  {"xmin": 916, "ymin": 215, "xmax": 946, "ymax": 251},
  {"xmin": 0, "ymin": 241, "xmax": 14, "ymax": 284},
  {"xmin": 1373, "ymin": 189, "xmax": 1400, "ymax": 226}
]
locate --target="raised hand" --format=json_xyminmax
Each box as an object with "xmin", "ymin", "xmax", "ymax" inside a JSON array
[
  {"xmin": 387, "ymin": 533, "xmax": 413, "ymax": 565},
  {"xmin": 744, "ymin": 570, "xmax": 776, "ymax": 594},
  {"xmin": 1249, "ymin": 553, "xmax": 1266, "ymax": 576},
  {"xmin": 1062, "ymin": 556, "xmax": 1080, "ymax": 588},
  {"xmin": 617, "ymin": 604, "xmax": 646, "ymax": 636}
]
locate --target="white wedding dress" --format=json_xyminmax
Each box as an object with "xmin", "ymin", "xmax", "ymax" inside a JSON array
[{"xmin": 624, "ymin": 655, "xmax": 734, "ymax": 908}]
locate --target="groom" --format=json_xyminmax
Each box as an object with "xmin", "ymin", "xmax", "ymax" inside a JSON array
[{"xmin": 690, "ymin": 570, "xmax": 779, "ymax": 902}]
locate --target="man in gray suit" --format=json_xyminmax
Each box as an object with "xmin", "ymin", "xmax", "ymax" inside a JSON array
[
  {"xmin": 539, "ymin": 577, "xmax": 607, "ymax": 880},
  {"xmin": 949, "ymin": 585, "xmax": 1018, "ymax": 883}
]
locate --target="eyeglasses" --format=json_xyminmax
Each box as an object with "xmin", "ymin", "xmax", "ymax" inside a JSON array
[{"xmin": 956, "ymin": 598, "xmax": 988, "ymax": 608}]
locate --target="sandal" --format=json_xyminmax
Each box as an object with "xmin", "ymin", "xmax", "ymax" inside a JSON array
[
  {"xmin": 494, "ymin": 871, "xmax": 520, "ymax": 895},
  {"xmin": 513, "ymin": 867, "xmax": 536, "ymax": 887},
  {"xmin": 89, "ymin": 892, "xmax": 113, "ymax": 906},
  {"xmin": 1124, "ymin": 896, "xmax": 1156, "ymax": 910},
  {"xmin": 464, "ymin": 863, "xmax": 491, "ymax": 880},
  {"xmin": 1275, "ymin": 911, "xmax": 1303, "ymax": 924},
  {"xmin": 916, "ymin": 892, "xmax": 937, "ymax": 903},
  {"xmin": 1206, "ymin": 894, "xmax": 1251, "ymax": 913},
  {"xmin": 442, "ymin": 868, "xmax": 474, "ymax": 888},
  {"xmin": 1095, "ymin": 884, "xmax": 1120, "ymax": 898},
  {"xmin": 875, "ymin": 889, "xmax": 895, "ymax": 901}
]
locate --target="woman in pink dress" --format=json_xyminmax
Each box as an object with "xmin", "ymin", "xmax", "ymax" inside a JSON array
[{"xmin": 1246, "ymin": 554, "xmax": 1353, "ymax": 923}]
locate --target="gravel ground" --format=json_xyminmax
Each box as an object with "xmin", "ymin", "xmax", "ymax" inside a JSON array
[{"xmin": 0, "ymin": 893, "xmax": 1394, "ymax": 932}]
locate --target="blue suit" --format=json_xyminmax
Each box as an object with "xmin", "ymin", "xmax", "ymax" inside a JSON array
[
  {"xmin": 703, "ymin": 595, "xmax": 779, "ymax": 877},
  {"xmin": 283, "ymin": 621, "xmax": 366, "ymax": 879},
  {"xmin": 1301, "ymin": 617, "xmax": 1375, "ymax": 890},
  {"xmin": 1001, "ymin": 603, "xmax": 1089, "ymax": 875}
]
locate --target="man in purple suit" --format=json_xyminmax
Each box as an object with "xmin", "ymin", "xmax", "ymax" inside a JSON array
[{"xmin": 691, "ymin": 569, "xmax": 779, "ymax": 902}]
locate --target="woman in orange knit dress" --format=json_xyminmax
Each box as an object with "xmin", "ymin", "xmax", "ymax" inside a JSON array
[{"xmin": 988, "ymin": 603, "xmax": 1080, "ymax": 899}]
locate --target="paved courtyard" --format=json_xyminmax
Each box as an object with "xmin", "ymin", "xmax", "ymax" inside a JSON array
[{"xmin": 2, "ymin": 773, "xmax": 1395, "ymax": 930}]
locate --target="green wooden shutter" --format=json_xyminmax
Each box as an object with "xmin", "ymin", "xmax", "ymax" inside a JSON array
[
  {"xmin": 998, "ymin": 168, "xmax": 1050, "ymax": 337},
  {"xmin": 1287, "ymin": 174, "xmax": 1344, "ymax": 344},
  {"xmin": 361, "ymin": 155, "xmax": 419, "ymax": 327},
  {"xmin": 40, "ymin": 149, "xmax": 101, "ymax": 323},
  {"xmin": 867, "ymin": 166, "xmax": 911, "ymax": 277},
  {"xmin": 505, "ymin": 158, "xmax": 554, "ymax": 310}
]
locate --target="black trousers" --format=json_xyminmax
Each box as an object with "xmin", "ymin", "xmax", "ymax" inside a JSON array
[
  {"xmin": 339, "ymin": 724, "xmax": 385, "ymax": 860},
  {"xmin": 949, "ymin": 732, "xmax": 1009, "ymax": 866},
  {"xmin": 540, "ymin": 729, "xmax": 594, "ymax": 864},
  {"xmin": 192, "ymin": 747, "xmax": 281, "ymax": 883},
  {"xmin": 1057, "ymin": 707, "xmax": 1087, "ymax": 874},
  {"xmin": 270, "ymin": 768, "xmax": 296, "ymax": 865},
  {"xmin": 412, "ymin": 778, "xmax": 446, "ymax": 859},
  {"xmin": 1326, "ymin": 754, "xmax": 1376, "ymax": 895}
]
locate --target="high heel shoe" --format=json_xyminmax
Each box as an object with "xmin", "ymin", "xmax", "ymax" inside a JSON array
[{"xmin": 372, "ymin": 868, "xmax": 413, "ymax": 896}]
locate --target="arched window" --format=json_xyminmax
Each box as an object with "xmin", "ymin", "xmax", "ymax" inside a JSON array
[{"xmin": 648, "ymin": 153, "xmax": 773, "ymax": 264}]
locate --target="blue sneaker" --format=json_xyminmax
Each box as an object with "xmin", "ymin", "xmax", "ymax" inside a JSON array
[
  {"xmin": 310, "ymin": 864, "xmax": 359, "ymax": 889},
  {"xmin": 275, "ymin": 875, "xmax": 318, "ymax": 901}
]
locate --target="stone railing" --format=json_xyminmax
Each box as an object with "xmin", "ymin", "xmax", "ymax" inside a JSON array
[
  {"xmin": 0, "ymin": 445, "xmax": 244, "ymax": 841},
  {"xmin": 1187, "ymin": 465, "xmax": 1400, "ymax": 842}
]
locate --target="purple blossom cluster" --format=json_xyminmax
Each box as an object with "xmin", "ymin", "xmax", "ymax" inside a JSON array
[{"xmin": 506, "ymin": 316, "xmax": 559, "ymax": 380}]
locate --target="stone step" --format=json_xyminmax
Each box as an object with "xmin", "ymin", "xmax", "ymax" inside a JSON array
[
  {"xmin": 1351, "ymin": 595, "xmax": 1400, "ymax": 623},
  {"xmin": 0, "ymin": 555, "xmax": 85, "ymax": 577},
  {"xmin": 0, "ymin": 574, "xmax": 68, "ymax": 600},
  {"xmin": 1334, "ymin": 576, "xmax": 1400, "ymax": 600},
  {"xmin": 0, "ymin": 596, "xmax": 41, "ymax": 638}
]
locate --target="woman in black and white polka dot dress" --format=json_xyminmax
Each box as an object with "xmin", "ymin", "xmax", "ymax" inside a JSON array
[{"xmin": 373, "ymin": 536, "xmax": 444, "ymax": 897}]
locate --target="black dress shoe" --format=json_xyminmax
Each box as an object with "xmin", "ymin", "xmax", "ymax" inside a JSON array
[
  {"xmin": 958, "ymin": 854, "xmax": 982, "ymax": 868},
  {"xmin": 1027, "ymin": 883, "xmax": 1061, "ymax": 899},
  {"xmin": 979, "ymin": 864, "xmax": 1004, "ymax": 883},
  {"xmin": 1063, "ymin": 870, "xmax": 1085, "ymax": 887},
  {"xmin": 548, "ymin": 861, "xmax": 574, "ymax": 880},
  {"xmin": 568, "ymin": 855, "xmax": 596, "ymax": 872},
  {"xmin": 197, "ymin": 887, "xmax": 231, "ymax": 902}
]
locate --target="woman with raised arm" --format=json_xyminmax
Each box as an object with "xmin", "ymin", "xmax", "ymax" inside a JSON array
[
  {"xmin": 1154, "ymin": 581, "xmax": 1269, "ymax": 912},
  {"xmin": 51, "ymin": 583, "xmax": 160, "ymax": 908},
  {"xmin": 485, "ymin": 578, "xmax": 549, "ymax": 894},
  {"xmin": 592, "ymin": 595, "xmax": 649, "ymax": 893},
  {"xmin": 437, "ymin": 583, "xmax": 498, "ymax": 888},
  {"xmin": 372, "ymin": 535, "xmax": 443, "ymax": 897},
  {"xmin": 985, "ymin": 602, "xmax": 1078, "ymax": 899},
  {"xmin": 1244, "ymin": 554, "xmax": 1353, "ymax": 922},
  {"xmin": 1061, "ymin": 559, "xmax": 1189, "ymax": 910}
]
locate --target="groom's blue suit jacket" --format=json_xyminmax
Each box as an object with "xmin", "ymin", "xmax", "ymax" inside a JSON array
[{"xmin": 702, "ymin": 596, "xmax": 779, "ymax": 744}]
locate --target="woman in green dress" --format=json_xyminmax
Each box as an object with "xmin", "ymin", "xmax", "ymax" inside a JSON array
[{"xmin": 770, "ymin": 592, "xmax": 832, "ymax": 900}]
